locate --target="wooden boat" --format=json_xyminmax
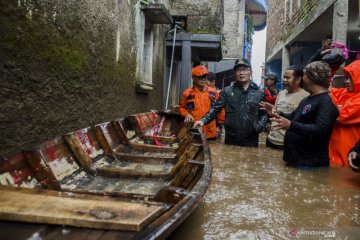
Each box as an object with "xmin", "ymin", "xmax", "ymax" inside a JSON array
[{"xmin": 0, "ymin": 111, "xmax": 212, "ymax": 239}]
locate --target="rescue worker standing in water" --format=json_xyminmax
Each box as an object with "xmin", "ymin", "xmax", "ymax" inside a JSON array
[
  {"xmin": 193, "ymin": 59, "xmax": 268, "ymax": 147},
  {"xmin": 178, "ymin": 65, "xmax": 222, "ymax": 139},
  {"xmin": 329, "ymin": 60, "xmax": 360, "ymax": 166}
]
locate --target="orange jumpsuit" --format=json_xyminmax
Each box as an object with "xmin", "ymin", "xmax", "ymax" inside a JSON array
[
  {"xmin": 329, "ymin": 60, "xmax": 360, "ymax": 166},
  {"xmin": 178, "ymin": 86, "xmax": 222, "ymax": 139}
]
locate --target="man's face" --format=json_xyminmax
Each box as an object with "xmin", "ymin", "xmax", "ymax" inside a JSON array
[
  {"xmin": 206, "ymin": 78, "xmax": 216, "ymax": 88},
  {"xmin": 234, "ymin": 66, "xmax": 252, "ymax": 84},
  {"xmin": 283, "ymin": 70, "xmax": 300, "ymax": 93},
  {"xmin": 193, "ymin": 75, "xmax": 207, "ymax": 89},
  {"xmin": 344, "ymin": 73, "xmax": 354, "ymax": 92},
  {"xmin": 322, "ymin": 39, "xmax": 332, "ymax": 49}
]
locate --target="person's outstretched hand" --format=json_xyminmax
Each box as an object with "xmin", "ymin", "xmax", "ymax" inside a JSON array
[
  {"xmin": 184, "ymin": 113, "xmax": 194, "ymax": 122},
  {"xmin": 348, "ymin": 151, "xmax": 359, "ymax": 171},
  {"xmin": 193, "ymin": 120, "xmax": 204, "ymax": 128},
  {"xmin": 270, "ymin": 113, "xmax": 291, "ymax": 130},
  {"xmin": 259, "ymin": 101, "xmax": 277, "ymax": 117}
]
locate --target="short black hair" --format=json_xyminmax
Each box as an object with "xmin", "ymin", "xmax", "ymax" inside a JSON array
[
  {"xmin": 286, "ymin": 65, "xmax": 303, "ymax": 78},
  {"xmin": 207, "ymin": 72, "xmax": 216, "ymax": 81},
  {"xmin": 322, "ymin": 34, "xmax": 332, "ymax": 41},
  {"xmin": 286, "ymin": 66, "xmax": 304, "ymax": 87}
]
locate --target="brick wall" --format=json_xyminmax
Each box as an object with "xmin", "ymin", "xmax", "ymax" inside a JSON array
[
  {"xmin": 266, "ymin": 0, "xmax": 285, "ymax": 56},
  {"xmin": 266, "ymin": 0, "xmax": 319, "ymax": 56}
]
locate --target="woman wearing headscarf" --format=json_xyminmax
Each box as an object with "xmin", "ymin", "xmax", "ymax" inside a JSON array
[
  {"xmin": 263, "ymin": 61, "xmax": 339, "ymax": 167},
  {"xmin": 329, "ymin": 60, "xmax": 360, "ymax": 166}
]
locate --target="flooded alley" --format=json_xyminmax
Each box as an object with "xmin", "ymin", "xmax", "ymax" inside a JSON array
[
  {"xmin": 2, "ymin": 0, "xmax": 360, "ymax": 239},
  {"xmin": 170, "ymin": 136, "xmax": 360, "ymax": 239}
]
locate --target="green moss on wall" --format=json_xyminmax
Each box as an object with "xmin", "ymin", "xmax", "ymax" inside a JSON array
[
  {"xmin": 42, "ymin": 36, "xmax": 87, "ymax": 73},
  {"xmin": 1, "ymin": 3, "xmax": 87, "ymax": 75}
]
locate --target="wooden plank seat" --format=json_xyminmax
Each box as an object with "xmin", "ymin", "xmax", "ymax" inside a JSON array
[
  {"xmin": 95, "ymin": 121, "xmax": 177, "ymax": 164},
  {"xmin": 23, "ymin": 137, "xmax": 166, "ymax": 196},
  {"xmin": 112, "ymin": 117, "xmax": 179, "ymax": 153},
  {"xmin": 111, "ymin": 116, "xmax": 193, "ymax": 157},
  {"xmin": 127, "ymin": 112, "xmax": 181, "ymax": 150},
  {"xmin": 65, "ymin": 127, "xmax": 175, "ymax": 179},
  {"xmin": 0, "ymin": 152, "xmax": 39, "ymax": 188},
  {"xmin": 93, "ymin": 121, "xmax": 196, "ymax": 181},
  {"xmin": 96, "ymin": 119, "xmax": 189, "ymax": 176},
  {"xmin": 0, "ymin": 187, "xmax": 170, "ymax": 231}
]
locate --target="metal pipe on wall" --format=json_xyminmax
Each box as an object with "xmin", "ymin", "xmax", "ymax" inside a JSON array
[{"xmin": 165, "ymin": 22, "xmax": 182, "ymax": 109}]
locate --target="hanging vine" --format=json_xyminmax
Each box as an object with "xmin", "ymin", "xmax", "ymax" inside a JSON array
[{"xmin": 245, "ymin": 14, "xmax": 254, "ymax": 36}]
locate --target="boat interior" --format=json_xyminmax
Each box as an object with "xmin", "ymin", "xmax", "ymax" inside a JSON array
[{"xmin": 0, "ymin": 111, "xmax": 209, "ymax": 232}]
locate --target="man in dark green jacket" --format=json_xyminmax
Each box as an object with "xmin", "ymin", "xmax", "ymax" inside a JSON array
[{"xmin": 194, "ymin": 59, "xmax": 268, "ymax": 147}]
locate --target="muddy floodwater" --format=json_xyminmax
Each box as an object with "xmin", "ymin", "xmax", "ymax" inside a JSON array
[{"xmin": 169, "ymin": 136, "xmax": 360, "ymax": 240}]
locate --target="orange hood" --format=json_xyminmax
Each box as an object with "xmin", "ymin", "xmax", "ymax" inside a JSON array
[{"xmin": 343, "ymin": 60, "xmax": 360, "ymax": 92}]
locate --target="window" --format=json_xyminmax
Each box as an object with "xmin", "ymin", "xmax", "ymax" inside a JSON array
[
  {"xmin": 135, "ymin": 2, "xmax": 171, "ymax": 92},
  {"xmin": 136, "ymin": 11, "xmax": 154, "ymax": 92},
  {"xmin": 142, "ymin": 19, "xmax": 153, "ymax": 83}
]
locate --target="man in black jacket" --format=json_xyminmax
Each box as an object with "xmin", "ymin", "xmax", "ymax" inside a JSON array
[{"xmin": 193, "ymin": 58, "xmax": 268, "ymax": 147}]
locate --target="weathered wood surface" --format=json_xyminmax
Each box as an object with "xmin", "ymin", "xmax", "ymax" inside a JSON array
[
  {"xmin": 112, "ymin": 118, "xmax": 132, "ymax": 144},
  {"xmin": 19, "ymin": 136, "xmax": 169, "ymax": 196},
  {"xmin": 0, "ymin": 152, "xmax": 39, "ymax": 188},
  {"xmin": 0, "ymin": 114, "xmax": 212, "ymax": 240},
  {"xmin": 67, "ymin": 123, "xmax": 178, "ymax": 179},
  {"xmin": 114, "ymin": 152, "xmax": 176, "ymax": 163},
  {"xmin": 128, "ymin": 142, "xmax": 178, "ymax": 153},
  {"xmin": 64, "ymin": 128, "xmax": 106, "ymax": 171},
  {"xmin": 0, "ymin": 187, "xmax": 169, "ymax": 231},
  {"xmin": 94, "ymin": 121, "xmax": 122, "ymax": 155},
  {"xmin": 23, "ymin": 137, "xmax": 81, "ymax": 190},
  {"xmin": 96, "ymin": 162, "xmax": 174, "ymax": 179},
  {"xmin": 142, "ymin": 135, "xmax": 177, "ymax": 144}
]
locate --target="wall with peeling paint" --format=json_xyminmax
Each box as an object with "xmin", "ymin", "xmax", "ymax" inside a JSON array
[{"xmin": 0, "ymin": 0, "xmax": 171, "ymax": 155}]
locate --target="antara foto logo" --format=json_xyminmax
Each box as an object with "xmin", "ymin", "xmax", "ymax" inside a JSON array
[{"xmin": 289, "ymin": 229, "xmax": 297, "ymax": 237}]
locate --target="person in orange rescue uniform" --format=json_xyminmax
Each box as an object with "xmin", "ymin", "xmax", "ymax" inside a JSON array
[
  {"xmin": 178, "ymin": 65, "xmax": 223, "ymax": 139},
  {"xmin": 329, "ymin": 60, "xmax": 360, "ymax": 166}
]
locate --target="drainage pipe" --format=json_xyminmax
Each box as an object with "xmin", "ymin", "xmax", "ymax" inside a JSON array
[{"xmin": 165, "ymin": 22, "xmax": 181, "ymax": 109}]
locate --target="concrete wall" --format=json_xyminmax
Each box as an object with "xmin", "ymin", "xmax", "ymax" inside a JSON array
[
  {"xmin": 290, "ymin": 45, "xmax": 319, "ymax": 66},
  {"xmin": 0, "ymin": 0, "xmax": 170, "ymax": 155},
  {"xmin": 170, "ymin": 0, "xmax": 247, "ymax": 59},
  {"xmin": 222, "ymin": 0, "xmax": 245, "ymax": 59},
  {"xmin": 169, "ymin": 0, "xmax": 223, "ymax": 34}
]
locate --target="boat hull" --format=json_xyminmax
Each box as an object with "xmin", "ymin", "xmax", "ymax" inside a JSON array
[{"xmin": 0, "ymin": 111, "xmax": 212, "ymax": 239}]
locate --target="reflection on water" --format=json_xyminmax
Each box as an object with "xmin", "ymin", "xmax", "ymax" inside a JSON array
[{"xmin": 169, "ymin": 136, "xmax": 360, "ymax": 239}]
